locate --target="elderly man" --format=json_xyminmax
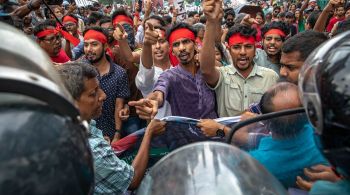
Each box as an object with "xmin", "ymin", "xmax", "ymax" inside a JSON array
[{"xmin": 57, "ymin": 62, "xmax": 165, "ymax": 194}]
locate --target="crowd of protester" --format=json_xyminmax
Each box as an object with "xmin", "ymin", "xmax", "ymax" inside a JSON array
[{"xmin": 1, "ymin": 0, "xmax": 350, "ymax": 194}]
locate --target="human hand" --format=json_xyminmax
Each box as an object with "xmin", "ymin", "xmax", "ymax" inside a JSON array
[
  {"xmin": 119, "ymin": 105, "xmax": 130, "ymax": 121},
  {"xmin": 103, "ymin": 136, "xmax": 111, "ymax": 144},
  {"xmin": 113, "ymin": 23, "xmax": 128, "ymax": 41},
  {"xmin": 146, "ymin": 119, "xmax": 166, "ymax": 137},
  {"xmin": 144, "ymin": 0, "xmax": 152, "ymax": 16},
  {"xmin": 202, "ymin": 0, "xmax": 223, "ymax": 23},
  {"xmin": 325, "ymin": 0, "xmax": 345, "ymax": 12},
  {"xmin": 128, "ymin": 99, "xmax": 158, "ymax": 120},
  {"xmin": 197, "ymin": 119, "xmax": 223, "ymax": 137},
  {"xmin": 241, "ymin": 14, "xmax": 259, "ymax": 26},
  {"xmin": 240, "ymin": 111, "xmax": 257, "ymax": 121},
  {"xmin": 143, "ymin": 22, "xmax": 159, "ymax": 46},
  {"xmin": 296, "ymin": 165, "xmax": 341, "ymax": 191}
]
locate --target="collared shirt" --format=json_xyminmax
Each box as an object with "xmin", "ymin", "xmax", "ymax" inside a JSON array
[
  {"xmin": 211, "ymin": 64, "xmax": 278, "ymax": 117},
  {"xmin": 95, "ymin": 57, "xmax": 130, "ymax": 139},
  {"xmin": 153, "ymin": 65, "xmax": 218, "ymax": 119},
  {"xmin": 89, "ymin": 120, "xmax": 134, "ymax": 195},
  {"xmin": 135, "ymin": 59, "xmax": 172, "ymax": 119},
  {"xmin": 249, "ymin": 124, "xmax": 329, "ymax": 188},
  {"xmin": 254, "ymin": 48, "xmax": 280, "ymax": 75}
]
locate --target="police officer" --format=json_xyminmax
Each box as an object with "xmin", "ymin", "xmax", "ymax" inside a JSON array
[
  {"xmin": 299, "ymin": 31, "xmax": 350, "ymax": 194},
  {"xmin": 0, "ymin": 22, "xmax": 94, "ymax": 194}
]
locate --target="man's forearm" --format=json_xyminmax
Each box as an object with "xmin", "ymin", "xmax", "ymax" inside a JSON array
[
  {"xmin": 129, "ymin": 130, "xmax": 152, "ymax": 189},
  {"xmin": 115, "ymin": 98, "xmax": 124, "ymax": 130},
  {"xmin": 141, "ymin": 44, "xmax": 153, "ymax": 69},
  {"xmin": 200, "ymin": 21, "xmax": 220, "ymax": 86},
  {"xmin": 147, "ymin": 91, "xmax": 163, "ymax": 107}
]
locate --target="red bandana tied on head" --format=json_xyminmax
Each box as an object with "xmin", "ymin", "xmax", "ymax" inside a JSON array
[
  {"xmin": 265, "ymin": 29, "xmax": 286, "ymax": 37},
  {"xmin": 113, "ymin": 15, "xmax": 133, "ymax": 27},
  {"xmin": 228, "ymin": 33, "xmax": 256, "ymax": 47},
  {"xmin": 168, "ymin": 28, "xmax": 196, "ymax": 47},
  {"xmin": 35, "ymin": 26, "xmax": 81, "ymax": 47},
  {"xmin": 62, "ymin": 16, "xmax": 78, "ymax": 24},
  {"xmin": 168, "ymin": 28, "xmax": 196, "ymax": 66},
  {"xmin": 84, "ymin": 29, "xmax": 107, "ymax": 44}
]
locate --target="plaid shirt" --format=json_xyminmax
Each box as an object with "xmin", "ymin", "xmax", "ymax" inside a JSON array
[{"xmin": 89, "ymin": 120, "xmax": 134, "ymax": 195}]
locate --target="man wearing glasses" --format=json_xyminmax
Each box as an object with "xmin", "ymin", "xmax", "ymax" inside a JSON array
[
  {"xmin": 34, "ymin": 20, "xmax": 71, "ymax": 63},
  {"xmin": 62, "ymin": 15, "xmax": 84, "ymax": 56}
]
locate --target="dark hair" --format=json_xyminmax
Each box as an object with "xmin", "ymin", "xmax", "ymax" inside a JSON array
[
  {"xmin": 215, "ymin": 43, "xmax": 228, "ymax": 65},
  {"xmin": 278, "ymin": 12, "xmax": 286, "ymax": 18},
  {"xmin": 256, "ymin": 12, "xmax": 265, "ymax": 21},
  {"xmin": 199, "ymin": 15, "xmax": 207, "ymax": 24},
  {"xmin": 282, "ymin": 30, "xmax": 328, "ymax": 61},
  {"xmin": 106, "ymin": 5, "xmax": 112, "ymax": 9},
  {"xmin": 33, "ymin": 20, "xmax": 56, "ymax": 37},
  {"xmin": 163, "ymin": 15, "xmax": 172, "ymax": 25},
  {"xmin": 83, "ymin": 26, "xmax": 108, "ymax": 38},
  {"xmin": 87, "ymin": 11, "xmax": 103, "ymax": 26},
  {"xmin": 306, "ymin": 11, "xmax": 321, "ymax": 29},
  {"xmin": 144, "ymin": 15, "xmax": 166, "ymax": 27},
  {"xmin": 56, "ymin": 62, "xmax": 99, "ymax": 100},
  {"xmin": 225, "ymin": 24, "xmax": 257, "ymax": 42},
  {"xmin": 111, "ymin": 8, "xmax": 133, "ymax": 22},
  {"xmin": 166, "ymin": 22, "xmax": 197, "ymax": 42},
  {"xmin": 261, "ymin": 21, "xmax": 290, "ymax": 40},
  {"xmin": 224, "ymin": 8, "xmax": 236, "ymax": 19},
  {"xmin": 335, "ymin": 18, "xmax": 350, "ymax": 35},
  {"xmin": 188, "ymin": 11, "xmax": 198, "ymax": 18},
  {"xmin": 99, "ymin": 16, "xmax": 112, "ymax": 26}
]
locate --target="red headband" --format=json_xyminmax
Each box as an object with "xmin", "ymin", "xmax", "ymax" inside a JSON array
[
  {"xmin": 113, "ymin": 15, "xmax": 133, "ymax": 27},
  {"xmin": 36, "ymin": 29, "xmax": 59, "ymax": 39},
  {"xmin": 84, "ymin": 29, "xmax": 107, "ymax": 44},
  {"xmin": 228, "ymin": 33, "xmax": 256, "ymax": 47},
  {"xmin": 265, "ymin": 29, "xmax": 286, "ymax": 37},
  {"xmin": 63, "ymin": 16, "xmax": 78, "ymax": 24},
  {"xmin": 36, "ymin": 26, "xmax": 80, "ymax": 46},
  {"xmin": 168, "ymin": 28, "xmax": 196, "ymax": 47}
]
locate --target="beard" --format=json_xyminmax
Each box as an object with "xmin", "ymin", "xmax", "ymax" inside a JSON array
[{"xmin": 87, "ymin": 52, "xmax": 105, "ymax": 63}]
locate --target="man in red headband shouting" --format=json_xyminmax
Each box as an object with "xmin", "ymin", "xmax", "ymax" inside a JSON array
[
  {"xmin": 129, "ymin": 23, "xmax": 218, "ymax": 120},
  {"xmin": 83, "ymin": 27, "xmax": 130, "ymax": 143},
  {"xmin": 34, "ymin": 20, "xmax": 70, "ymax": 63},
  {"xmin": 200, "ymin": 0, "xmax": 278, "ymax": 118},
  {"xmin": 254, "ymin": 21, "xmax": 290, "ymax": 74}
]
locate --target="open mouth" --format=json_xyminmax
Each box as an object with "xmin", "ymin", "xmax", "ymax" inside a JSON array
[{"xmin": 237, "ymin": 57, "xmax": 248, "ymax": 66}]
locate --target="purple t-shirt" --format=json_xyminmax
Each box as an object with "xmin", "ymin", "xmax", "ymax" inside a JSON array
[{"xmin": 153, "ymin": 65, "xmax": 218, "ymax": 119}]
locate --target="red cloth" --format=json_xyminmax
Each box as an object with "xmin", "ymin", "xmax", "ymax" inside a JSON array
[
  {"xmin": 252, "ymin": 24, "xmax": 262, "ymax": 49},
  {"xmin": 50, "ymin": 49, "xmax": 70, "ymax": 63},
  {"xmin": 326, "ymin": 17, "xmax": 345, "ymax": 32}
]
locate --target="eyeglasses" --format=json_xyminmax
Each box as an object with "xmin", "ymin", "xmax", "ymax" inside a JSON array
[
  {"xmin": 103, "ymin": 27, "xmax": 115, "ymax": 32},
  {"xmin": 63, "ymin": 23, "xmax": 76, "ymax": 28},
  {"xmin": 41, "ymin": 34, "xmax": 62, "ymax": 43}
]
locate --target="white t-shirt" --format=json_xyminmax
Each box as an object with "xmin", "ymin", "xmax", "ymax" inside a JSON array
[{"xmin": 135, "ymin": 59, "xmax": 172, "ymax": 119}]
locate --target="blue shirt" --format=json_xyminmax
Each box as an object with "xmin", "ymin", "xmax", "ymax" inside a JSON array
[
  {"xmin": 95, "ymin": 58, "xmax": 130, "ymax": 139},
  {"xmin": 310, "ymin": 180, "xmax": 350, "ymax": 195},
  {"xmin": 89, "ymin": 120, "xmax": 134, "ymax": 195},
  {"xmin": 249, "ymin": 124, "xmax": 329, "ymax": 188}
]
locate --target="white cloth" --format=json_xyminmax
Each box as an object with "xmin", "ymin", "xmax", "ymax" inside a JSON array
[{"xmin": 135, "ymin": 59, "xmax": 172, "ymax": 119}]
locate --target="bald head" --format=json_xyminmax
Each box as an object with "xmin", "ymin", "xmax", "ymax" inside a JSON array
[{"xmin": 261, "ymin": 82, "xmax": 301, "ymax": 114}]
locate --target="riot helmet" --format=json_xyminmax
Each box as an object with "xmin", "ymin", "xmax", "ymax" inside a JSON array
[
  {"xmin": 0, "ymin": 22, "xmax": 94, "ymax": 194},
  {"xmin": 299, "ymin": 31, "xmax": 350, "ymax": 177},
  {"xmin": 137, "ymin": 142, "xmax": 287, "ymax": 195}
]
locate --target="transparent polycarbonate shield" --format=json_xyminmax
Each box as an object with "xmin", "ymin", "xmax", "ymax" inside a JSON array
[{"xmin": 137, "ymin": 142, "xmax": 287, "ymax": 195}]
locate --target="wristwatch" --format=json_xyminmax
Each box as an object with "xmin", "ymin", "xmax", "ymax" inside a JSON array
[{"xmin": 216, "ymin": 127, "xmax": 225, "ymax": 138}]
